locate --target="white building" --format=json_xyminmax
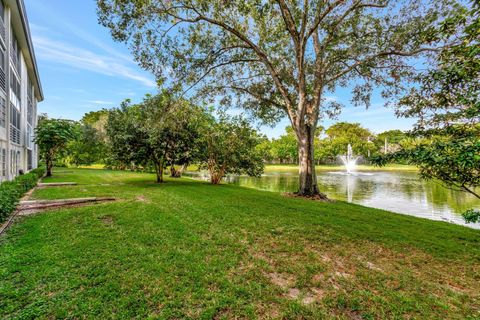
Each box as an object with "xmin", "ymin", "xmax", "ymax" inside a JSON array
[{"xmin": 0, "ymin": 0, "xmax": 43, "ymax": 182}]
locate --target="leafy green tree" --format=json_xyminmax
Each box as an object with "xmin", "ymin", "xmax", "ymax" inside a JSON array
[
  {"xmin": 106, "ymin": 100, "xmax": 152, "ymax": 173},
  {"xmin": 34, "ymin": 118, "xmax": 78, "ymax": 177},
  {"xmin": 143, "ymin": 93, "xmax": 208, "ymax": 178},
  {"xmin": 199, "ymin": 115, "xmax": 264, "ymax": 184},
  {"xmin": 61, "ymin": 110, "xmax": 110, "ymax": 167},
  {"xmin": 67, "ymin": 124, "xmax": 108, "ymax": 166},
  {"xmin": 97, "ymin": 0, "xmax": 456, "ymax": 196},
  {"xmin": 271, "ymin": 127, "xmax": 299, "ymax": 164},
  {"xmin": 373, "ymin": 3, "xmax": 480, "ymax": 221},
  {"xmin": 374, "ymin": 130, "xmax": 408, "ymax": 154},
  {"xmin": 106, "ymin": 92, "xmax": 206, "ymax": 182},
  {"xmin": 317, "ymin": 122, "xmax": 375, "ymax": 162},
  {"xmin": 256, "ymin": 136, "xmax": 275, "ymax": 164}
]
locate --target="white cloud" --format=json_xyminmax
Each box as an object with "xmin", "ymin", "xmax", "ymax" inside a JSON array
[
  {"xmin": 33, "ymin": 35, "xmax": 156, "ymax": 88},
  {"xmin": 87, "ymin": 100, "xmax": 113, "ymax": 105}
]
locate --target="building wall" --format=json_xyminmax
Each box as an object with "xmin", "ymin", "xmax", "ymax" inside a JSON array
[{"xmin": 0, "ymin": 0, "xmax": 40, "ymax": 182}]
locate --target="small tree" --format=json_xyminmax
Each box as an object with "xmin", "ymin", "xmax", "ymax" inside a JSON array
[
  {"xmin": 143, "ymin": 93, "xmax": 207, "ymax": 179},
  {"xmin": 34, "ymin": 118, "xmax": 78, "ymax": 177},
  {"xmin": 106, "ymin": 92, "xmax": 206, "ymax": 183},
  {"xmin": 200, "ymin": 115, "xmax": 264, "ymax": 184}
]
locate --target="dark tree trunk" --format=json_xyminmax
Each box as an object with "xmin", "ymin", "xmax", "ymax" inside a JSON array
[
  {"xmin": 296, "ymin": 125, "xmax": 326, "ymax": 198},
  {"xmin": 46, "ymin": 159, "xmax": 53, "ymax": 177},
  {"xmin": 154, "ymin": 160, "xmax": 164, "ymax": 183},
  {"xmin": 170, "ymin": 165, "xmax": 178, "ymax": 178},
  {"xmin": 170, "ymin": 163, "xmax": 187, "ymax": 178}
]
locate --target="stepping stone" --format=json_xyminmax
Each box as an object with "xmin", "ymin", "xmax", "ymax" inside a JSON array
[
  {"xmin": 19, "ymin": 197, "xmax": 116, "ymax": 211},
  {"xmin": 37, "ymin": 182, "xmax": 78, "ymax": 187}
]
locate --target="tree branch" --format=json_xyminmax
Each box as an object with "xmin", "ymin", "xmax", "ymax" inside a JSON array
[
  {"xmin": 225, "ymin": 85, "xmax": 287, "ymax": 111},
  {"xmin": 276, "ymin": 0, "xmax": 300, "ymax": 48},
  {"xmin": 181, "ymin": 6, "xmax": 295, "ymax": 111},
  {"xmin": 305, "ymin": 0, "xmax": 344, "ymax": 44},
  {"xmin": 326, "ymin": 48, "xmax": 440, "ymax": 83},
  {"xmin": 182, "ymin": 59, "xmax": 261, "ymax": 94}
]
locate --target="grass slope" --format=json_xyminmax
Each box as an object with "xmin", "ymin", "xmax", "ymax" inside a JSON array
[{"xmin": 1, "ymin": 168, "xmax": 479, "ymax": 319}]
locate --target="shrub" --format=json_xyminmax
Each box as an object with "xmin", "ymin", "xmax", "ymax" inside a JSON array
[{"xmin": 0, "ymin": 167, "xmax": 45, "ymax": 222}]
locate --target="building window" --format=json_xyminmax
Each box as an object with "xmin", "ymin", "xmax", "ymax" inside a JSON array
[
  {"xmin": 27, "ymin": 150, "xmax": 32, "ymax": 170},
  {"xmin": 1, "ymin": 148, "xmax": 6, "ymax": 177},
  {"xmin": 0, "ymin": 1, "xmax": 4, "ymax": 22},
  {"xmin": 27, "ymin": 123, "xmax": 33, "ymax": 149},
  {"xmin": 9, "ymin": 104, "xmax": 20, "ymax": 144},
  {"xmin": 27, "ymin": 78, "xmax": 33, "ymax": 125},
  {"xmin": 0, "ymin": 96, "xmax": 5, "ymax": 127},
  {"xmin": 16, "ymin": 150, "xmax": 20, "ymax": 173},
  {"xmin": 10, "ymin": 149, "xmax": 14, "ymax": 175},
  {"xmin": 0, "ymin": 1, "xmax": 5, "ymax": 43},
  {"xmin": 0, "ymin": 45, "xmax": 5, "ymax": 91},
  {"xmin": 10, "ymin": 30, "xmax": 20, "ymax": 74},
  {"xmin": 10, "ymin": 68, "xmax": 21, "ymax": 101}
]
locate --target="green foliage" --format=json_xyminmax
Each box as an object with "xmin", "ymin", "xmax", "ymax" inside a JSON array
[
  {"xmin": 63, "ymin": 110, "xmax": 110, "ymax": 166},
  {"xmin": 462, "ymin": 209, "xmax": 480, "ymax": 224},
  {"xmin": 106, "ymin": 91, "xmax": 209, "ymax": 182},
  {"xmin": 373, "ymin": 131, "xmax": 480, "ymax": 199},
  {"xmin": 318, "ymin": 122, "xmax": 376, "ymax": 162},
  {"xmin": 199, "ymin": 114, "xmax": 264, "ymax": 184},
  {"xmin": 375, "ymin": 5, "xmax": 480, "ymax": 214},
  {"xmin": 66, "ymin": 124, "xmax": 108, "ymax": 166},
  {"xmin": 34, "ymin": 118, "xmax": 79, "ymax": 176},
  {"xmin": 0, "ymin": 167, "xmax": 45, "ymax": 222},
  {"xmin": 373, "ymin": 130, "xmax": 408, "ymax": 154},
  {"xmin": 270, "ymin": 127, "xmax": 298, "ymax": 164}
]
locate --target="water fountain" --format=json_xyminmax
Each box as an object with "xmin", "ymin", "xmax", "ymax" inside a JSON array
[{"xmin": 339, "ymin": 144, "xmax": 360, "ymax": 175}]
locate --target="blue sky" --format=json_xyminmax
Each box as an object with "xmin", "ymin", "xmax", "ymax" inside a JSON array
[{"xmin": 25, "ymin": 0, "xmax": 417, "ymax": 138}]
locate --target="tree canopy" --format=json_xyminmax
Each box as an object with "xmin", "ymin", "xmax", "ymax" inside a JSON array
[
  {"xmin": 106, "ymin": 92, "xmax": 206, "ymax": 182},
  {"xmin": 34, "ymin": 117, "xmax": 79, "ymax": 177},
  {"xmin": 198, "ymin": 114, "xmax": 264, "ymax": 184}
]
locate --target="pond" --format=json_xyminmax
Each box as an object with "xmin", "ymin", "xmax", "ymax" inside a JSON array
[{"xmin": 186, "ymin": 169, "xmax": 480, "ymax": 229}]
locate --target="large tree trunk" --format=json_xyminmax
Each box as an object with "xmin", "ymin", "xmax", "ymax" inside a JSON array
[{"xmin": 296, "ymin": 125, "xmax": 326, "ymax": 198}]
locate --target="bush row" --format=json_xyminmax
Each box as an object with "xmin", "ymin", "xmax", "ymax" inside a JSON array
[{"xmin": 0, "ymin": 167, "xmax": 45, "ymax": 222}]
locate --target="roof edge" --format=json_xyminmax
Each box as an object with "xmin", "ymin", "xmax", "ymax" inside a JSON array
[{"xmin": 15, "ymin": 0, "xmax": 43, "ymax": 102}]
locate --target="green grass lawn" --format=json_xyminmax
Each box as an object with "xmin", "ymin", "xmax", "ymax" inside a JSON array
[{"xmin": 1, "ymin": 168, "xmax": 479, "ymax": 319}]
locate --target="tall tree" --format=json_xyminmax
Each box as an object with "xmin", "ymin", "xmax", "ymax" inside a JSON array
[
  {"xmin": 98, "ymin": 0, "xmax": 459, "ymax": 196},
  {"xmin": 34, "ymin": 118, "xmax": 78, "ymax": 177}
]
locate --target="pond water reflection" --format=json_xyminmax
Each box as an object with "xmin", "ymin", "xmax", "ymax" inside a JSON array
[{"xmin": 186, "ymin": 170, "xmax": 480, "ymax": 229}]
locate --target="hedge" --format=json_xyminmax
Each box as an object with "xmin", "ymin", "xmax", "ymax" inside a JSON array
[{"xmin": 0, "ymin": 167, "xmax": 45, "ymax": 222}]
